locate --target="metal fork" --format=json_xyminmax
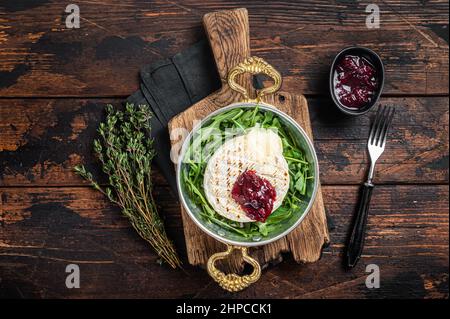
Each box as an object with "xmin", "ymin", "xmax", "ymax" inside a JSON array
[{"xmin": 347, "ymin": 105, "xmax": 395, "ymax": 268}]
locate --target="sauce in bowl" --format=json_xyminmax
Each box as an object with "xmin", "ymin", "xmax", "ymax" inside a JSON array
[{"xmin": 333, "ymin": 55, "xmax": 378, "ymax": 109}]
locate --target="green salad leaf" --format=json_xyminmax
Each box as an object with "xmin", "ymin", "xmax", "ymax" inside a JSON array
[{"xmin": 182, "ymin": 106, "xmax": 313, "ymax": 239}]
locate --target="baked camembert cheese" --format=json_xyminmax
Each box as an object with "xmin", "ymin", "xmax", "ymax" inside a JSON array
[{"xmin": 203, "ymin": 127, "xmax": 290, "ymax": 222}]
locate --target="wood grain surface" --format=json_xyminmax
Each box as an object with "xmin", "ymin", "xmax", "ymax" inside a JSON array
[
  {"xmin": 1, "ymin": 97, "xmax": 447, "ymax": 186},
  {"xmin": 0, "ymin": 0, "xmax": 448, "ymax": 299},
  {"xmin": 0, "ymin": 1, "xmax": 448, "ymax": 97},
  {"xmin": 1, "ymin": 184, "xmax": 447, "ymax": 298}
]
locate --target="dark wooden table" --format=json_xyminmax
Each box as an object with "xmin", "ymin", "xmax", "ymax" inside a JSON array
[{"xmin": 0, "ymin": 1, "xmax": 448, "ymax": 299}]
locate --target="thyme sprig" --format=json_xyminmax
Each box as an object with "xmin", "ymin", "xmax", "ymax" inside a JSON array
[{"xmin": 75, "ymin": 103, "xmax": 181, "ymax": 269}]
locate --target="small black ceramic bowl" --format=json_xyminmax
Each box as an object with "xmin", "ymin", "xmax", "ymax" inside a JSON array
[{"xmin": 329, "ymin": 46, "xmax": 384, "ymax": 116}]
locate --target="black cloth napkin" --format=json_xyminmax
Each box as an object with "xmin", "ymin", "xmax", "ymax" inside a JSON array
[{"xmin": 127, "ymin": 39, "xmax": 263, "ymax": 195}]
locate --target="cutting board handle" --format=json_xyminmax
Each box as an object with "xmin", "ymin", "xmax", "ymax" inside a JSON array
[{"xmin": 203, "ymin": 8, "xmax": 252, "ymax": 86}]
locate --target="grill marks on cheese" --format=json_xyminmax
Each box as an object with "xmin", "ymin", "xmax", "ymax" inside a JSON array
[{"xmin": 204, "ymin": 128, "xmax": 290, "ymax": 222}]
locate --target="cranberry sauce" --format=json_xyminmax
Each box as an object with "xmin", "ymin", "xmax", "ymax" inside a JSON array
[
  {"xmin": 333, "ymin": 55, "xmax": 378, "ymax": 109},
  {"xmin": 231, "ymin": 170, "xmax": 276, "ymax": 222}
]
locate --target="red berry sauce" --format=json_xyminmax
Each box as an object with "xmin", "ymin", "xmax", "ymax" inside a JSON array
[
  {"xmin": 334, "ymin": 55, "xmax": 378, "ymax": 109},
  {"xmin": 231, "ymin": 170, "xmax": 276, "ymax": 222}
]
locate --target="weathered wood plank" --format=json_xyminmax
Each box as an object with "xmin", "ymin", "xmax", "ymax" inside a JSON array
[
  {"xmin": 0, "ymin": 97, "xmax": 447, "ymax": 186},
  {"xmin": 0, "ymin": 1, "xmax": 447, "ymax": 96},
  {"xmin": 0, "ymin": 184, "xmax": 447, "ymax": 298},
  {"xmin": 0, "ymin": 0, "xmax": 447, "ymax": 300}
]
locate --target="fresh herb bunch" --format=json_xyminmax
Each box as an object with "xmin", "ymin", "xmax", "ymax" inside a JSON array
[
  {"xmin": 182, "ymin": 106, "xmax": 313, "ymax": 238},
  {"xmin": 75, "ymin": 103, "xmax": 181, "ymax": 268}
]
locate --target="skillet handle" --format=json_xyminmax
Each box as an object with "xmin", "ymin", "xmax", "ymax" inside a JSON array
[
  {"xmin": 207, "ymin": 245, "xmax": 261, "ymax": 292},
  {"xmin": 228, "ymin": 56, "xmax": 282, "ymax": 103}
]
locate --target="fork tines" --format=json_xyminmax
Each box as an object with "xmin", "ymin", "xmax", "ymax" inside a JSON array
[{"xmin": 369, "ymin": 105, "xmax": 395, "ymax": 147}]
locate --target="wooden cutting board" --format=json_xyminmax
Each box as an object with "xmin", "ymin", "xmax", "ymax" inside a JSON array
[{"xmin": 168, "ymin": 8, "xmax": 329, "ymax": 272}]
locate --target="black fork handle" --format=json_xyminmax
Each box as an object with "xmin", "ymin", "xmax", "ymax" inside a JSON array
[{"xmin": 347, "ymin": 182, "xmax": 374, "ymax": 268}]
